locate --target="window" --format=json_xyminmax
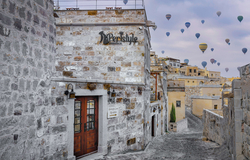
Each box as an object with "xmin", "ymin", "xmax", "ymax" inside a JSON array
[
  {"xmin": 192, "ymin": 81, "xmax": 194, "ymax": 83},
  {"xmin": 187, "ymin": 81, "xmax": 189, "ymax": 83},
  {"xmin": 170, "ymin": 63, "xmax": 172, "ymax": 66},
  {"xmin": 173, "ymin": 63, "xmax": 176, "ymax": 66},
  {"xmin": 194, "ymin": 69, "xmax": 196, "ymax": 73},
  {"xmin": 176, "ymin": 101, "xmax": 181, "ymax": 107},
  {"xmin": 175, "ymin": 71, "xmax": 177, "ymax": 73},
  {"xmin": 86, "ymin": 100, "xmax": 95, "ymax": 131},
  {"xmin": 207, "ymin": 74, "xmax": 208, "ymax": 76},
  {"xmin": 74, "ymin": 101, "xmax": 82, "ymax": 133},
  {"xmin": 213, "ymin": 94, "xmax": 215, "ymax": 96},
  {"xmin": 189, "ymin": 69, "xmax": 192, "ymax": 72},
  {"xmin": 198, "ymin": 73, "xmax": 200, "ymax": 76},
  {"xmin": 211, "ymin": 74, "xmax": 213, "ymax": 76},
  {"xmin": 214, "ymin": 105, "xmax": 218, "ymax": 109}
]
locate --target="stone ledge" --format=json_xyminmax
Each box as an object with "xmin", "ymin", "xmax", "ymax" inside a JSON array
[
  {"xmin": 56, "ymin": 22, "xmax": 146, "ymax": 26},
  {"xmin": 51, "ymin": 77, "xmax": 145, "ymax": 86}
]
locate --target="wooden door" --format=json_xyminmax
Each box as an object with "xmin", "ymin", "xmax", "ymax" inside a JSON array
[
  {"xmin": 74, "ymin": 96, "xmax": 98, "ymax": 158},
  {"xmin": 152, "ymin": 115, "xmax": 155, "ymax": 137}
]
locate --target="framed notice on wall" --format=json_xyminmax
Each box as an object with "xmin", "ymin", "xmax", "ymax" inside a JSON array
[{"xmin": 108, "ymin": 107, "xmax": 119, "ymax": 118}]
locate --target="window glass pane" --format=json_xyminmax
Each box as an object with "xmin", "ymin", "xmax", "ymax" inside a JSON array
[
  {"xmin": 75, "ymin": 117, "xmax": 80, "ymax": 124},
  {"xmin": 75, "ymin": 110, "xmax": 80, "ymax": 117},
  {"xmin": 75, "ymin": 124, "xmax": 80, "ymax": 133},
  {"xmin": 75, "ymin": 101, "xmax": 81, "ymax": 109},
  {"xmin": 87, "ymin": 109, "xmax": 89, "ymax": 114}
]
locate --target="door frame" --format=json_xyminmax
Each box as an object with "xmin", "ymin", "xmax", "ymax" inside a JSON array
[{"xmin": 67, "ymin": 89, "xmax": 108, "ymax": 159}]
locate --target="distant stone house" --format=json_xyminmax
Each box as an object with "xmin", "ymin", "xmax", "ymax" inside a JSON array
[{"xmin": 54, "ymin": 8, "xmax": 166, "ymax": 159}]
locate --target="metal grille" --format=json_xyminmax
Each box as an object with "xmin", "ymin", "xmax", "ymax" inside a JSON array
[{"xmin": 54, "ymin": 0, "xmax": 145, "ymax": 10}]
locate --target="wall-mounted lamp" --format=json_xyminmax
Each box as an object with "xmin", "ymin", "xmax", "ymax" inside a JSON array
[
  {"xmin": 64, "ymin": 83, "xmax": 75, "ymax": 99},
  {"xmin": 111, "ymin": 89, "xmax": 116, "ymax": 97}
]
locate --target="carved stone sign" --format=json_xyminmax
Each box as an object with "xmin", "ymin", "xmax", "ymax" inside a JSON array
[{"xmin": 99, "ymin": 31, "xmax": 138, "ymax": 45}]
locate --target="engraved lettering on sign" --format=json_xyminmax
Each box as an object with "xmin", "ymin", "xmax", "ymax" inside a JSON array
[{"xmin": 99, "ymin": 31, "xmax": 138, "ymax": 45}]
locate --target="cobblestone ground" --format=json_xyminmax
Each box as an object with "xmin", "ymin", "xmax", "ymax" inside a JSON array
[{"xmin": 95, "ymin": 108, "xmax": 231, "ymax": 160}]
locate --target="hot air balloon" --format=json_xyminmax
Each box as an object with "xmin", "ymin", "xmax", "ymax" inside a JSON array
[
  {"xmin": 237, "ymin": 67, "xmax": 241, "ymax": 71},
  {"xmin": 123, "ymin": 0, "xmax": 128, "ymax": 5},
  {"xmin": 242, "ymin": 48, "xmax": 247, "ymax": 54},
  {"xmin": 180, "ymin": 29, "xmax": 184, "ymax": 33},
  {"xmin": 214, "ymin": 60, "xmax": 217, "ymax": 64},
  {"xmin": 195, "ymin": 33, "xmax": 200, "ymax": 39},
  {"xmin": 166, "ymin": 14, "xmax": 171, "ymax": 20},
  {"xmin": 152, "ymin": 25, "xmax": 157, "ymax": 31},
  {"xmin": 211, "ymin": 48, "xmax": 214, "ymax": 52},
  {"xmin": 217, "ymin": 62, "xmax": 220, "ymax": 66},
  {"xmin": 225, "ymin": 68, "xmax": 229, "ymax": 72},
  {"xmin": 201, "ymin": 20, "xmax": 205, "ymax": 24},
  {"xmin": 217, "ymin": 11, "xmax": 221, "ymax": 17},
  {"xmin": 228, "ymin": 43, "xmax": 230, "ymax": 45},
  {"xmin": 237, "ymin": 15, "xmax": 243, "ymax": 22},
  {"xmin": 184, "ymin": 59, "xmax": 189, "ymax": 64},
  {"xmin": 225, "ymin": 38, "xmax": 230, "ymax": 44},
  {"xmin": 201, "ymin": 61, "xmax": 207, "ymax": 68},
  {"xmin": 199, "ymin": 43, "xmax": 207, "ymax": 53},
  {"xmin": 166, "ymin": 32, "xmax": 170, "ymax": 37},
  {"xmin": 185, "ymin": 22, "xmax": 191, "ymax": 28},
  {"xmin": 161, "ymin": 50, "xmax": 165, "ymax": 54},
  {"xmin": 210, "ymin": 58, "xmax": 215, "ymax": 64}
]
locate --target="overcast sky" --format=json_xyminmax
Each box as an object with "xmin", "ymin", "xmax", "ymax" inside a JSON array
[{"xmin": 144, "ymin": 0, "xmax": 250, "ymax": 78}]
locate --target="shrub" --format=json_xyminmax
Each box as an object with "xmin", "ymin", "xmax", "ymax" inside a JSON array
[{"xmin": 170, "ymin": 103, "xmax": 176, "ymax": 122}]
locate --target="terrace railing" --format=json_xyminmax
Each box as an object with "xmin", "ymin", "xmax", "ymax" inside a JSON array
[{"xmin": 54, "ymin": 0, "xmax": 145, "ymax": 10}]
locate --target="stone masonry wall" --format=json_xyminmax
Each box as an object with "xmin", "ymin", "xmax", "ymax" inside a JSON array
[
  {"xmin": 73, "ymin": 83, "xmax": 146, "ymax": 154},
  {"xmin": 55, "ymin": 10, "xmax": 146, "ymax": 83},
  {"xmin": 235, "ymin": 63, "xmax": 250, "ymax": 159},
  {"xmin": 0, "ymin": 0, "xmax": 69, "ymax": 160},
  {"xmin": 185, "ymin": 86, "xmax": 201, "ymax": 107},
  {"xmin": 203, "ymin": 109, "xmax": 224, "ymax": 145}
]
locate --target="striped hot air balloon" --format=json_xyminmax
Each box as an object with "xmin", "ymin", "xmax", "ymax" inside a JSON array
[
  {"xmin": 166, "ymin": 14, "xmax": 171, "ymax": 20},
  {"xmin": 199, "ymin": 43, "xmax": 208, "ymax": 53}
]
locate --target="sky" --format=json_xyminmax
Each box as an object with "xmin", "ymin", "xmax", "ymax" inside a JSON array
[{"xmin": 144, "ymin": 0, "xmax": 250, "ymax": 78}]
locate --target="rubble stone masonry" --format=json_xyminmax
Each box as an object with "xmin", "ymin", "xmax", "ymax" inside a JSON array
[{"xmin": 0, "ymin": 0, "xmax": 69, "ymax": 160}]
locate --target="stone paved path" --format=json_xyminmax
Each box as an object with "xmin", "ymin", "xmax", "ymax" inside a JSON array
[{"xmin": 94, "ymin": 108, "xmax": 231, "ymax": 160}]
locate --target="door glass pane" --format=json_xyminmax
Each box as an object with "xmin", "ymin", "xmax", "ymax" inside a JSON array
[
  {"xmin": 74, "ymin": 100, "xmax": 81, "ymax": 133},
  {"xmin": 75, "ymin": 110, "xmax": 80, "ymax": 117},
  {"xmin": 90, "ymin": 109, "xmax": 94, "ymax": 114},
  {"xmin": 75, "ymin": 101, "xmax": 81, "ymax": 109},
  {"xmin": 75, "ymin": 117, "xmax": 80, "ymax": 124},
  {"xmin": 75, "ymin": 124, "xmax": 80, "ymax": 133},
  {"xmin": 89, "ymin": 115, "xmax": 94, "ymax": 122},
  {"xmin": 87, "ymin": 100, "xmax": 94, "ymax": 108}
]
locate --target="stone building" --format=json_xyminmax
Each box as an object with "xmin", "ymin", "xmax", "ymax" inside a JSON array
[
  {"xmin": 0, "ymin": 0, "xmax": 60, "ymax": 159},
  {"xmin": 0, "ymin": 0, "xmax": 167, "ymax": 159},
  {"xmin": 203, "ymin": 63, "xmax": 250, "ymax": 159},
  {"xmin": 191, "ymin": 96, "xmax": 221, "ymax": 118},
  {"xmin": 54, "ymin": 7, "xmax": 166, "ymax": 159}
]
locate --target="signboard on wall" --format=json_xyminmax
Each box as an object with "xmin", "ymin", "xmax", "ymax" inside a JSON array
[
  {"xmin": 108, "ymin": 107, "xmax": 119, "ymax": 118},
  {"xmin": 99, "ymin": 31, "xmax": 138, "ymax": 45}
]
